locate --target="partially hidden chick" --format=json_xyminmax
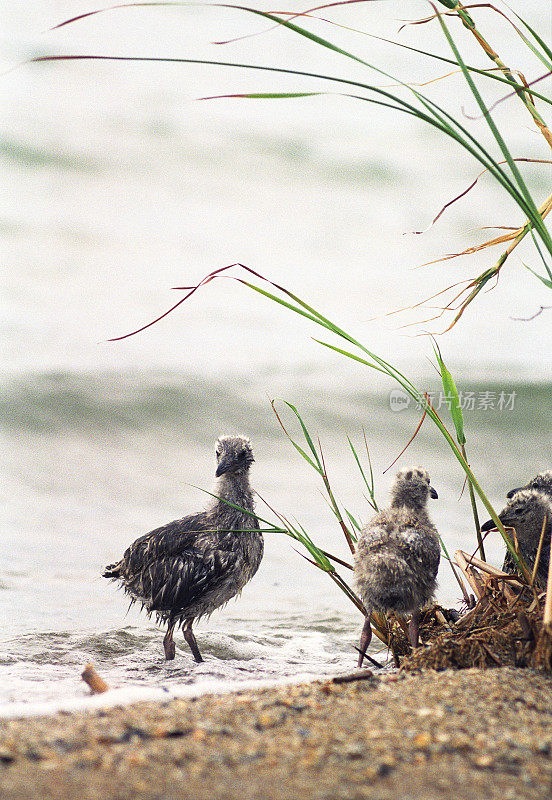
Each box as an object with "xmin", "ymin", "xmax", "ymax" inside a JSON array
[
  {"xmin": 481, "ymin": 488, "xmax": 552, "ymax": 589},
  {"xmin": 506, "ymin": 470, "xmax": 552, "ymax": 500}
]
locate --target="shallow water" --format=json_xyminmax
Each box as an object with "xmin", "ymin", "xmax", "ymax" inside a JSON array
[
  {"xmin": 1, "ymin": 1, "xmax": 551, "ymax": 711},
  {"xmin": 1, "ymin": 371, "xmax": 550, "ymax": 709}
]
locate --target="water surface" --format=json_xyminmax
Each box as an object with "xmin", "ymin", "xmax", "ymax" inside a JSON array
[{"xmin": 1, "ymin": 1, "xmax": 550, "ymax": 711}]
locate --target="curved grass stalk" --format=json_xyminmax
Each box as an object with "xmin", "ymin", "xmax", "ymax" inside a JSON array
[
  {"xmin": 139, "ymin": 260, "xmax": 528, "ymax": 577},
  {"xmin": 53, "ymin": 1, "xmax": 552, "ymax": 108},
  {"xmin": 39, "ymin": 2, "xmax": 552, "ymax": 333},
  {"xmin": 228, "ymin": 267, "xmax": 526, "ymax": 571},
  {"xmin": 42, "ymin": 3, "xmax": 550, "ymax": 240},
  {"xmin": 440, "ymin": 1, "xmax": 552, "ymax": 146}
]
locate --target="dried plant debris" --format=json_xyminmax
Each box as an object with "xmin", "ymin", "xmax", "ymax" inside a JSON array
[{"xmin": 402, "ymin": 582, "xmax": 552, "ymax": 672}]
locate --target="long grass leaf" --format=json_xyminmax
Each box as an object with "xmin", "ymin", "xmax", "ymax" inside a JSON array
[
  {"xmin": 525, "ymin": 265, "xmax": 552, "ymax": 288},
  {"xmin": 346, "ymin": 435, "xmax": 376, "ymax": 506},
  {"xmin": 432, "ymin": 5, "xmax": 552, "ymax": 252},
  {"xmin": 432, "ymin": 340, "xmax": 465, "ymax": 445},
  {"xmin": 282, "ymin": 401, "xmax": 324, "ymax": 468},
  {"xmin": 270, "ymin": 399, "xmax": 323, "ymax": 473},
  {"xmin": 509, "ymin": 8, "xmax": 552, "ymax": 68},
  {"xmin": 343, "ymin": 508, "xmax": 361, "ymax": 534},
  {"xmin": 43, "ymin": 5, "xmax": 543, "ymax": 214}
]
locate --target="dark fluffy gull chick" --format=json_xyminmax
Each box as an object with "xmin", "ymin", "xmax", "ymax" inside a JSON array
[
  {"xmin": 354, "ymin": 467, "xmax": 440, "ymax": 666},
  {"xmin": 506, "ymin": 470, "xmax": 552, "ymax": 500},
  {"xmin": 481, "ymin": 488, "xmax": 552, "ymax": 589},
  {"xmin": 103, "ymin": 435, "xmax": 263, "ymax": 662}
]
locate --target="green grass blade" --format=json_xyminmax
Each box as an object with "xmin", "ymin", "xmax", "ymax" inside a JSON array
[
  {"xmin": 433, "ymin": 8, "xmax": 552, "ymax": 252},
  {"xmin": 281, "ymin": 400, "xmax": 324, "ymax": 470},
  {"xmin": 346, "ymin": 435, "xmax": 378, "ymax": 511},
  {"xmin": 214, "ymin": 92, "xmax": 322, "ymax": 99},
  {"xmin": 279, "ymin": 514, "xmax": 335, "ymax": 572},
  {"xmin": 525, "ymin": 264, "xmax": 552, "ymax": 288},
  {"xmin": 196, "ymin": 486, "xmax": 287, "ymax": 530},
  {"xmin": 508, "ymin": 8, "xmax": 552, "ymax": 68},
  {"xmin": 270, "ymin": 399, "xmax": 323, "ymax": 473},
  {"xmin": 344, "ymin": 508, "xmax": 362, "ymax": 534},
  {"xmin": 432, "ymin": 342, "xmax": 465, "ymax": 445},
  {"xmin": 526, "ymin": 226, "xmax": 552, "ymax": 282}
]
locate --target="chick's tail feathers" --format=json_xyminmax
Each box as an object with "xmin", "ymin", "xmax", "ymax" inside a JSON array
[{"xmin": 103, "ymin": 561, "xmax": 122, "ymax": 579}]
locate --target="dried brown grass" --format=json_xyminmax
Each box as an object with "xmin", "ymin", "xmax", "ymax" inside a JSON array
[{"xmin": 402, "ymin": 581, "xmax": 552, "ymax": 673}]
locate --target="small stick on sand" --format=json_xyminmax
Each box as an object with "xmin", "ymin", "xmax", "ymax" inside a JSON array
[
  {"xmin": 332, "ymin": 669, "xmax": 375, "ymax": 684},
  {"xmin": 82, "ymin": 663, "xmax": 109, "ymax": 694}
]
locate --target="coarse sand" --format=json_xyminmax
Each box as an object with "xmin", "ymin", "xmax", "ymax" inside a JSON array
[{"xmin": 1, "ymin": 667, "xmax": 551, "ymax": 800}]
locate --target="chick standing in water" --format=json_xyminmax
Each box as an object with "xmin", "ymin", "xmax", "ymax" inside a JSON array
[
  {"xmin": 103, "ymin": 435, "xmax": 263, "ymax": 662},
  {"xmin": 354, "ymin": 467, "xmax": 440, "ymax": 666}
]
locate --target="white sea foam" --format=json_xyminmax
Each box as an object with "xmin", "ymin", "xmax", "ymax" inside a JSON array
[
  {"xmin": 0, "ymin": 670, "xmax": 354, "ymax": 720},
  {"xmin": 0, "ymin": 621, "xmax": 367, "ymax": 718}
]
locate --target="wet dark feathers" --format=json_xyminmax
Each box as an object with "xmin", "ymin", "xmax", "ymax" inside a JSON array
[{"xmin": 103, "ymin": 508, "xmax": 263, "ymax": 625}]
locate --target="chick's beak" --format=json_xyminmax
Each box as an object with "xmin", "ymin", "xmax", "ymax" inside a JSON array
[
  {"xmin": 215, "ymin": 456, "xmax": 236, "ymax": 477},
  {"xmin": 430, "ymin": 486, "xmax": 438, "ymax": 499},
  {"xmin": 506, "ymin": 487, "xmax": 523, "ymax": 499},
  {"xmin": 481, "ymin": 517, "xmax": 498, "ymax": 532}
]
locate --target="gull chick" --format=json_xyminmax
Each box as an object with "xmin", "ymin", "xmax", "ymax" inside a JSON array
[
  {"xmin": 506, "ymin": 470, "xmax": 552, "ymax": 500},
  {"xmin": 354, "ymin": 467, "xmax": 440, "ymax": 666},
  {"xmin": 103, "ymin": 435, "xmax": 263, "ymax": 662},
  {"xmin": 481, "ymin": 488, "xmax": 552, "ymax": 589}
]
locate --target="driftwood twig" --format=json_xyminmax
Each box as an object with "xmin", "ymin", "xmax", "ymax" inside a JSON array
[{"xmin": 82, "ymin": 663, "xmax": 109, "ymax": 694}]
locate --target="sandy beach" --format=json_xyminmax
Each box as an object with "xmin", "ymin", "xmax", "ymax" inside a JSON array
[{"xmin": 1, "ymin": 667, "xmax": 551, "ymax": 800}]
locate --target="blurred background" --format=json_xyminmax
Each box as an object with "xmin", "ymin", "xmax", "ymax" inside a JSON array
[{"xmin": 1, "ymin": 1, "xmax": 550, "ymax": 705}]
